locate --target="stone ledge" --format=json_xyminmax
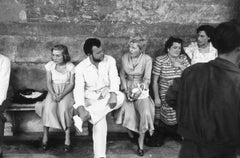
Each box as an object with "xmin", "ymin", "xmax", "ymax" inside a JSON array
[{"xmin": 6, "ymin": 103, "xmax": 35, "ymax": 111}]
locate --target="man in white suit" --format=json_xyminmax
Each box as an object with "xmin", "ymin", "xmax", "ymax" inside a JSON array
[{"xmin": 73, "ymin": 38, "xmax": 124, "ymax": 158}]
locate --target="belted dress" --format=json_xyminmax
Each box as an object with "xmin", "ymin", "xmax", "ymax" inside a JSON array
[{"xmin": 115, "ymin": 53, "xmax": 155, "ymax": 134}]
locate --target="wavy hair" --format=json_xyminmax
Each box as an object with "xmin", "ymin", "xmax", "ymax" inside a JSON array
[
  {"xmin": 128, "ymin": 34, "xmax": 148, "ymax": 53},
  {"xmin": 51, "ymin": 44, "xmax": 71, "ymax": 63}
]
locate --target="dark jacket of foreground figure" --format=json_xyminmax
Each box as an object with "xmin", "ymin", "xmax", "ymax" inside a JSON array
[{"xmin": 166, "ymin": 57, "xmax": 240, "ymax": 149}]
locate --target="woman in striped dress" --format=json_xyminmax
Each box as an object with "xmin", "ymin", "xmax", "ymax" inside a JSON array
[{"xmin": 152, "ymin": 37, "xmax": 190, "ymax": 144}]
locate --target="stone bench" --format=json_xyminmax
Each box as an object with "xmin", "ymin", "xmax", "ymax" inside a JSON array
[
  {"xmin": 5, "ymin": 103, "xmax": 36, "ymax": 136},
  {"xmin": 5, "ymin": 103, "xmax": 89, "ymax": 136},
  {"xmin": 4, "ymin": 103, "xmax": 125, "ymax": 136}
]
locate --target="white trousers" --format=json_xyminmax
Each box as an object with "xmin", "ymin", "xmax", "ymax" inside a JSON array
[{"xmin": 85, "ymin": 92, "xmax": 124, "ymax": 158}]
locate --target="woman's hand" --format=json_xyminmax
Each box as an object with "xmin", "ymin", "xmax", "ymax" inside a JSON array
[
  {"xmin": 131, "ymin": 91, "xmax": 141, "ymax": 101},
  {"xmin": 51, "ymin": 93, "xmax": 57, "ymax": 102},
  {"xmin": 55, "ymin": 93, "xmax": 64, "ymax": 102},
  {"xmin": 108, "ymin": 92, "xmax": 117, "ymax": 109},
  {"xmin": 154, "ymin": 98, "xmax": 161, "ymax": 107},
  {"xmin": 124, "ymin": 89, "xmax": 132, "ymax": 101},
  {"xmin": 173, "ymin": 59, "xmax": 185, "ymax": 70},
  {"xmin": 129, "ymin": 88, "xmax": 142, "ymax": 101}
]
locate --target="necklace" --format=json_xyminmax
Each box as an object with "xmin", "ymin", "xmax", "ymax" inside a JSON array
[{"xmin": 130, "ymin": 53, "xmax": 142, "ymax": 70}]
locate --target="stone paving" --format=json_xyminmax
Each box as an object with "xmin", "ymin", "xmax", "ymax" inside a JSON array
[{"xmin": 2, "ymin": 133, "xmax": 240, "ymax": 158}]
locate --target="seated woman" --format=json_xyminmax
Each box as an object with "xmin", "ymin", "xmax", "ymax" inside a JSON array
[
  {"xmin": 185, "ymin": 25, "xmax": 218, "ymax": 64},
  {"xmin": 35, "ymin": 45, "xmax": 75, "ymax": 152},
  {"xmin": 152, "ymin": 37, "xmax": 190, "ymax": 144},
  {"xmin": 115, "ymin": 35, "xmax": 155, "ymax": 156}
]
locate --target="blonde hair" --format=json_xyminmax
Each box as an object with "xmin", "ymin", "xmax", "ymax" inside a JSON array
[{"xmin": 128, "ymin": 34, "xmax": 148, "ymax": 52}]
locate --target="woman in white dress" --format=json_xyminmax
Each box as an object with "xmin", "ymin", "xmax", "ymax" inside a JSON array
[
  {"xmin": 35, "ymin": 45, "xmax": 75, "ymax": 152},
  {"xmin": 185, "ymin": 25, "xmax": 218, "ymax": 64}
]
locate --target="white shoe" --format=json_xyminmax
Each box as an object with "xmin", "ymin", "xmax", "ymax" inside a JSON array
[{"xmin": 73, "ymin": 116, "xmax": 83, "ymax": 133}]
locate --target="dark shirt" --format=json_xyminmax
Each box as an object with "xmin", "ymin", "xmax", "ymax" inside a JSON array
[{"xmin": 166, "ymin": 57, "xmax": 240, "ymax": 148}]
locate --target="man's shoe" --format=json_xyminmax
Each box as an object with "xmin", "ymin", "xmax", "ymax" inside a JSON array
[
  {"xmin": 137, "ymin": 146, "xmax": 144, "ymax": 156},
  {"xmin": 73, "ymin": 116, "xmax": 83, "ymax": 133}
]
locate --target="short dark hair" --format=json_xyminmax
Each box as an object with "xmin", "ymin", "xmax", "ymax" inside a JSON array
[
  {"xmin": 164, "ymin": 36, "xmax": 184, "ymax": 54},
  {"xmin": 197, "ymin": 25, "xmax": 215, "ymax": 42},
  {"xmin": 212, "ymin": 21, "xmax": 240, "ymax": 54},
  {"xmin": 51, "ymin": 44, "xmax": 71, "ymax": 63},
  {"xmin": 83, "ymin": 38, "xmax": 101, "ymax": 55}
]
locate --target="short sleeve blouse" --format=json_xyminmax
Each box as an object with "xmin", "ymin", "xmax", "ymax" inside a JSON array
[{"xmin": 45, "ymin": 61, "xmax": 75, "ymax": 84}]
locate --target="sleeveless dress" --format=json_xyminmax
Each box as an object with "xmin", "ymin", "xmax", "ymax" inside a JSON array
[
  {"xmin": 35, "ymin": 61, "xmax": 75, "ymax": 130},
  {"xmin": 115, "ymin": 53, "xmax": 155, "ymax": 134},
  {"xmin": 184, "ymin": 42, "xmax": 218, "ymax": 65}
]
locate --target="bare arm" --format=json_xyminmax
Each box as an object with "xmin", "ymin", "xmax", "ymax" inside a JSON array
[
  {"xmin": 152, "ymin": 74, "xmax": 161, "ymax": 107},
  {"xmin": 142, "ymin": 57, "xmax": 152, "ymax": 88},
  {"xmin": 120, "ymin": 66, "xmax": 127, "ymax": 92},
  {"xmin": 46, "ymin": 71, "xmax": 57, "ymax": 101}
]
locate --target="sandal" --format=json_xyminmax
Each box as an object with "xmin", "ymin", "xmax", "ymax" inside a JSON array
[
  {"xmin": 42, "ymin": 142, "xmax": 48, "ymax": 151},
  {"xmin": 137, "ymin": 146, "xmax": 144, "ymax": 156}
]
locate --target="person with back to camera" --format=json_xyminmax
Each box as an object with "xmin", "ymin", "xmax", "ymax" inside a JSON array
[
  {"xmin": 151, "ymin": 37, "xmax": 190, "ymax": 146},
  {"xmin": 185, "ymin": 25, "xmax": 218, "ymax": 64},
  {"xmin": 71, "ymin": 38, "xmax": 124, "ymax": 158},
  {"xmin": 166, "ymin": 20, "xmax": 240, "ymax": 158},
  {"xmin": 115, "ymin": 35, "xmax": 155, "ymax": 156},
  {"xmin": 35, "ymin": 45, "xmax": 75, "ymax": 152}
]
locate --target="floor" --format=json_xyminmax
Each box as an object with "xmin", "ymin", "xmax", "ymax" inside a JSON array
[{"xmin": 2, "ymin": 132, "xmax": 240, "ymax": 158}]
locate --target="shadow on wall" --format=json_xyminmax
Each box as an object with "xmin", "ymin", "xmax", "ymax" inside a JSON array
[
  {"xmin": 10, "ymin": 66, "xmax": 46, "ymax": 94},
  {"xmin": 233, "ymin": 0, "xmax": 240, "ymax": 21}
]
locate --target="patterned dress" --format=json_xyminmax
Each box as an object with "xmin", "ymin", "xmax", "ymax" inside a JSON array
[
  {"xmin": 35, "ymin": 61, "xmax": 75, "ymax": 130},
  {"xmin": 115, "ymin": 53, "xmax": 155, "ymax": 134},
  {"xmin": 152, "ymin": 54, "xmax": 190, "ymax": 125}
]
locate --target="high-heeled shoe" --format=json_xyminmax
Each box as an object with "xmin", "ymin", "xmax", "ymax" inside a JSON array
[
  {"xmin": 42, "ymin": 142, "xmax": 48, "ymax": 151},
  {"xmin": 137, "ymin": 146, "xmax": 144, "ymax": 156},
  {"xmin": 64, "ymin": 144, "xmax": 71, "ymax": 153}
]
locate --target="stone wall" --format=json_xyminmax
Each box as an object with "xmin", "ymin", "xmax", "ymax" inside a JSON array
[
  {"xmin": 0, "ymin": 0, "xmax": 239, "ymax": 133},
  {"xmin": 0, "ymin": 0, "xmax": 239, "ymax": 90}
]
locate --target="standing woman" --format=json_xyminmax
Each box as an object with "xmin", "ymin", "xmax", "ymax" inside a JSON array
[
  {"xmin": 35, "ymin": 45, "xmax": 75, "ymax": 152},
  {"xmin": 152, "ymin": 37, "xmax": 190, "ymax": 144},
  {"xmin": 116, "ymin": 35, "xmax": 155, "ymax": 156}
]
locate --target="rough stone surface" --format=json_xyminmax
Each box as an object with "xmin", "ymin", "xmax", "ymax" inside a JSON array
[
  {"xmin": 2, "ymin": 134, "xmax": 240, "ymax": 158},
  {"xmin": 16, "ymin": 0, "xmax": 240, "ymax": 24},
  {"xmin": 11, "ymin": 63, "xmax": 46, "ymax": 90},
  {"xmin": 0, "ymin": 0, "xmax": 26, "ymax": 22}
]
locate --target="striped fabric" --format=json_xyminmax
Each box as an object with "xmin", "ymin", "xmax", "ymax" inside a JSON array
[{"xmin": 152, "ymin": 54, "xmax": 190, "ymax": 125}]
